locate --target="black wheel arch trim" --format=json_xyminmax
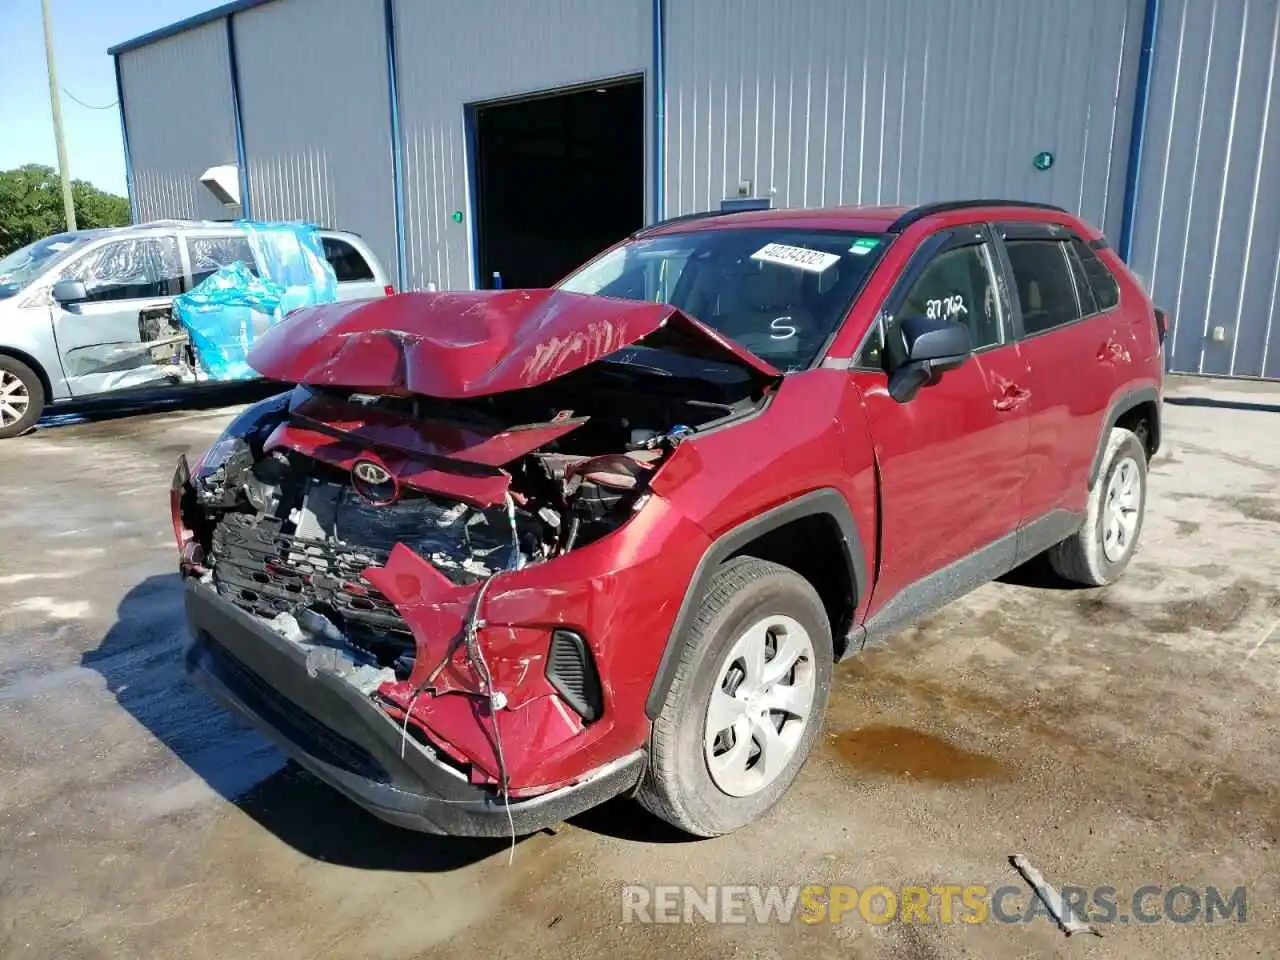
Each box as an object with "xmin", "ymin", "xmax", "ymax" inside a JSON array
[
  {"xmin": 1088, "ymin": 385, "xmax": 1161, "ymax": 488},
  {"xmin": 643, "ymin": 488, "xmax": 868, "ymax": 719}
]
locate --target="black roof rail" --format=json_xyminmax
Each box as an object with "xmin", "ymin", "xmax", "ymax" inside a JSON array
[
  {"xmin": 632, "ymin": 208, "xmax": 740, "ymax": 237},
  {"xmin": 886, "ymin": 199, "xmax": 1069, "ymax": 234}
]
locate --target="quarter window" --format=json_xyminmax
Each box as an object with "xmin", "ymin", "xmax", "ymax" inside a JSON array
[
  {"xmin": 1003, "ymin": 240, "xmax": 1081, "ymax": 335},
  {"xmin": 322, "ymin": 237, "xmax": 375, "ymax": 282},
  {"xmin": 62, "ymin": 237, "xmax": 183, "ymax": 302},
  {"xmin": 1071, "ymin": 239, "xmax": 1120, "ymax": 311}
]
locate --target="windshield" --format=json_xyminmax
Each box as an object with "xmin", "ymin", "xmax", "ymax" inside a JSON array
[
  {"xmin": 559, "ymin": 227, "xmax": 887, "ymax": 372},
  {"xmin": 0, "ymin": 234, "xmax": 90, "ymax": 300}
]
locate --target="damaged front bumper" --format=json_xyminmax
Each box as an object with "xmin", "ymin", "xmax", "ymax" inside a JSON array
[{"xmin": 183, "ymin": 579, "xmax": 644, "ymax": 836}]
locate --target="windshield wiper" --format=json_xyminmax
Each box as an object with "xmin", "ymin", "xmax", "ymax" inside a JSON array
[{"xmin": 601, "ymin": 358, "xmax": 674, "ymax": 377}]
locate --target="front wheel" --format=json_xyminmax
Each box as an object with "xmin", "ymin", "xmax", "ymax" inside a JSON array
[
  {"xmin": 638, "ymin": 557, "xmax": 833, "ymax": 837},
  {"xmin": 1048, "ymin": 427, "xmax": 1148, "ymax": 585},
  {"xmin": 0, "ymin": 357, "xmax": 45, "ymax": 440}
]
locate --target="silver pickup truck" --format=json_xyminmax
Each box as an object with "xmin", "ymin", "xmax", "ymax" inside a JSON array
[{"xmin": 0, "ymin": 220, "xmax": 391, "ymax": 438}]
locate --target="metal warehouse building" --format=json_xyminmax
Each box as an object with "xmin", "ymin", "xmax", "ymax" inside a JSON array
[{"xmin": 110, "ymin": 0, "xmax": 1280, "ymax": 379}]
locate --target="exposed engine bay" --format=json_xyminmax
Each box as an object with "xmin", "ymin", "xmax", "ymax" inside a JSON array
[{"xmin": 179, "ymin": 359, "xmax": 764, "ymax": 684}]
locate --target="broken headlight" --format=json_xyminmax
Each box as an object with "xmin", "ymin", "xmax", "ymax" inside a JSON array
[{"xmin": 193, "ymin": 390, "xmax": 292, "ymax": 477}]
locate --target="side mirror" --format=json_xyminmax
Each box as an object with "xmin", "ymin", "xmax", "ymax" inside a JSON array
[
  {"xmin": 51, "ymin": 280, "xmax": 88, "ymax": 305},
  {"xmin": 887, "ymin": 315, "xmax": 972, "ymax": 403}
]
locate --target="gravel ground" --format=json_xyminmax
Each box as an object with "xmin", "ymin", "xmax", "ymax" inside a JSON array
[{"xmin": 0, "ymin": 376, "xmax": 1276, "ymax": 959}]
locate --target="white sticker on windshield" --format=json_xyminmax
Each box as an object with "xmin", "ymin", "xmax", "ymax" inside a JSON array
[{"xmin": 750, "ymin": 242, "xmax": 840, "ymax": 274}]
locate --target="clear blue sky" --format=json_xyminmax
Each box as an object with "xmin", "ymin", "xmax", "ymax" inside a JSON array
[{"xmin": 0, "ymin": 0, "xmax": 216, "ymax": 196}]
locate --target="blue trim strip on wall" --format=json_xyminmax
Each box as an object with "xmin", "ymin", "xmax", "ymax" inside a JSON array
[
  {"xmin": 651, "ymin": 0, "xmax": 666, "ymax": 223},
  {"xmin": 112, "ymin": 56, "xmax": 139, "ymax": 223},
  {"xmin": 383, "ymin": 0, "xmax": 408, "ymax": 290},
  {"xmin": 225, "ymin": 16, "xmax": 252, "ymax": 218},
  {"xmin": 1117, "ymin": 0, "xmax": 1160, "ymax": 263}
]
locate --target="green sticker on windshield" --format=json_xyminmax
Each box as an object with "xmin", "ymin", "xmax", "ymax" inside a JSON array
[{"xmin": 849, "ymin": 238, "xmax": 880, "ymax": 256}]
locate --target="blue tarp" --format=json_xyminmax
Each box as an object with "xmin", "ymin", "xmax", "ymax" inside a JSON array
[{"xmin": 173, "ymin": 221, "xmax": 337, "ymax": 381}]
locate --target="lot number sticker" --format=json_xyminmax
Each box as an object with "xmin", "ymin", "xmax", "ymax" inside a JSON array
[
  {"xmin": 925, "ymin": 295, "xmax": 967, "ymax": 320},
  {"xmin": 751, "ymin": 243, "xmax": 840, "ymax": 274}
]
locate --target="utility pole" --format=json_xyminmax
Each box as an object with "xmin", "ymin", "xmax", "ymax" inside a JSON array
[{"xmin": 41, "ymin": 0, "xmax": 77, "ymax": 231}]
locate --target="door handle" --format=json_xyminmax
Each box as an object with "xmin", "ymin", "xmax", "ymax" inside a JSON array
[{"xmin": 993, "ymin": 382, "xmax": 1030, "ymax": 412}]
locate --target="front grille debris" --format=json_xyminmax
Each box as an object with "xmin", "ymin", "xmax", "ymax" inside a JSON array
[{"xmin": 212, "ymin": 513, "xmax": 408, "ymax": 635}]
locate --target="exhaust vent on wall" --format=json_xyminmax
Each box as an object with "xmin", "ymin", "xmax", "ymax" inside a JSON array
[{"xmin": 200, "ymin": 165, "xmax": 242, "ymax": 206}]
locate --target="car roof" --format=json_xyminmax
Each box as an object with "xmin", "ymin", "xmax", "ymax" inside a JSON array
[
  {"xmin": 35, "ymin": 228, "xmax": 114, "ymax": 244},
  {"xmin": 636, "ymin": 199, "xmax": 1082, "ymax": 239},
  {"xmin": 638, "ymin": 204, "xmax": 912, "ymax": 237},
  {"xmin": 68, "ymin": 220, "xmax": 364, "ymax": 241}
]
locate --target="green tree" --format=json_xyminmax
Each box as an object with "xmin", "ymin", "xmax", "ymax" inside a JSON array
[{"xmin": 0, "ymin": 164, "xmax": 131, "ymax": 256}]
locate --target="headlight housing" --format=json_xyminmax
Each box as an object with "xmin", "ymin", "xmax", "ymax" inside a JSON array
[{"xmin": 192, "ymin": 390, "xmax": 293, "ymax": 477}]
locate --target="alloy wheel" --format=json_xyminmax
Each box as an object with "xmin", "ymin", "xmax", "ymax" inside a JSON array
[
  {"xmin": 1102, "ymin": 456, "xmax": 1142, "ymax": 563},
  {"xmin": 0, "ymin": 371, "xmax": 30, "ymax": 428},
  {"xmin": 704, "ymin": 614, "xmax": 816, "ymax": 797}
]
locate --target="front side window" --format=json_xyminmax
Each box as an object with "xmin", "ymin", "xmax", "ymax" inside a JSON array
[
  {"xmin": 858, "ymin": 242, "xmax": 1005, "ymax": 368},
  {"xmin": 189, "ymin": 234, "xmax": 259, "ymax": 286},
  {"xmin": 62, "ymin": 237, "xmax": 183, "ymax": 302},
  {"xmin": 1004, "ymin": 240, "xmax": 1081, "ymax": 335},
  {"xmin": 559, "ymin": 228, "xmax": 887, "ymax": 371}
]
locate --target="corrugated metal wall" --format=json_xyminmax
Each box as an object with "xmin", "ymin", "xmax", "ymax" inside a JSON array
[
  {"xmin": 117, "ymin": 21, "xmax": 239, "ymax": 222},
  {"xmin": 393, "ymin": 0, "xmax": 652, "ymax": 291},
  {"xmin": 1128, "ymin": 0, "xmax": 1280, "ymax": 378},
  {"xmin": 663, "ymin": 0, "xmax": 1144, "ymax": 239},
  {"xmin": 233, "ymin": 0, "xmax": 400, "ymax": 287}
]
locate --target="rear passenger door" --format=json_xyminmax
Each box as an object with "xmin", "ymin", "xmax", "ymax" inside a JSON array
[{"xmin": 994, "ymin": 222, "xmax": 1125, "ymax": 526}]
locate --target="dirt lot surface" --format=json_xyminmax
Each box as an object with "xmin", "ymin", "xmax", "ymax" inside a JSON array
[{"xmin": 1, "ymin": 378, "xmax": 1276, "ymax": 959}]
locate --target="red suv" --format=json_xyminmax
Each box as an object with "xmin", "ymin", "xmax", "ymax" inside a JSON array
[{"xmin": 173, "ymin": 200, "xmax": 1163, "ymax": 838}]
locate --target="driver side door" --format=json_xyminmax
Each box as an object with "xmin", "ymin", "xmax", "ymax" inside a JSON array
[
  {"xmin": 52, "ymin": 235, "xmax": 185, "ymax": 397},
  {"xmin": 849, "ymin": 225, "xmax": 1032, "ymax": 627}
]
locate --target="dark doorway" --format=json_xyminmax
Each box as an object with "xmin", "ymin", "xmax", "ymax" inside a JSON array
[{"xmin": 471, "ymin": 77, "xmax": 645, "ymax": 289}]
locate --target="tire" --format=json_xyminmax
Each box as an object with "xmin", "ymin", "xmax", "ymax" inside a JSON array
[
  {"xmin": 1048, "ymin": 427, "xmax": 1148, "ymax": 586},
  {"xmin": 638, "ymin": 556, "xmax": 833, "ymax": 837},
  {"xmin": 0, "ymin": 356, "xmax": 45, "ymax": 440}
]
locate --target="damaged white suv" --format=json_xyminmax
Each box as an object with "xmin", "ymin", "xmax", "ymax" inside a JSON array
[{"xmin": 0, "ymin": 221, "xmax": 391, "ymax": 438}]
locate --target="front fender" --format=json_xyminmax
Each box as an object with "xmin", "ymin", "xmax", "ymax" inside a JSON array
[{"xmin": 642, "ymin": 487, "xmax": 869, "ymax": 718}]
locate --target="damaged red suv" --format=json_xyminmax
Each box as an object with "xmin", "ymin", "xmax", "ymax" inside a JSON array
[{"xmin": 173, "ymin": 200, "xmax": 1163, "ymax": 837}]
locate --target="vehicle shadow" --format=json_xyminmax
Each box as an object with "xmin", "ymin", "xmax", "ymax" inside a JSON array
[
  {"xmin": 79, "ymin": 573, "xmax": 515, "ymax": 871},
  {"xmin": 997, "ymin": 553, "xmax": 1091, "ymax": 590},
  {"xmin": 568, "ymin": 796, "xmax": 697, "ymax": 844},
  {"xmin": 1164, "ymin": 395, "xmax": 1280, "ymax": 414},
  {"xmin": 35, "ymin": 380, "xmax": 286, "ymax": 432}
]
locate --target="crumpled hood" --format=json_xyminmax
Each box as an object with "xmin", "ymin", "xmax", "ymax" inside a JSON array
[{"xmin": 246, "ymin": 288, "xmax": 780, "ymax": 396}]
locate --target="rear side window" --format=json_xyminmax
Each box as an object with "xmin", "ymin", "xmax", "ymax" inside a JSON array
[
  {"xmin": 322, "ymin": 237, "xmax": 374, "ymax": 282},
  {"xmin": 189, "ymin": 235, "xmax": 259, "ymax": 286},
  {"xmin": 1070, "ymin": 239, "xmax": 1120, "ymax": 312},
  {"xmin": 1004, "ymin": 240, "xmax": 1081, "ymax": 335}
]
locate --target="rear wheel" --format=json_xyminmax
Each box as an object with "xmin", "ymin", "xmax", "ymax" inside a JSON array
[
  {"xmin": 0, "ymin": 357, "xmax": 44, "ymax": 439},
  {"xmin": 638, "ymin": 557, "xmax": 833, "ymax": 837},
  {"xmin": 1048, "ymin": 427, "xmax": 1147, "ymax": 585}
]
